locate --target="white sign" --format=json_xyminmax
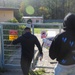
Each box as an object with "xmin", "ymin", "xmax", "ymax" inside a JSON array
[{"xmin": 43, "ymin": 39, "xmax": 52, "ymax": 49}]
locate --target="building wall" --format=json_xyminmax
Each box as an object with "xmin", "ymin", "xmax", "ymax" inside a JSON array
[
  {"xmin": 23, "ymin": 17, "xmax": 43, "ymax": 23},
  {"xmin": 0, "ymin": 10, "xmax": 14, "ymax": 22},
  {"xmin": 25, "ymin": 18, "xmax": 43, "ymax": 23}
]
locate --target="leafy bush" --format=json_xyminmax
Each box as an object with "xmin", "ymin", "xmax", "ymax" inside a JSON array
[
  {"xmin": 14, "ymin": 10, "xmax": 23, "ymax": 23},
  {"xmin": 29, "ymin": 69, "xmax": 45, "ymax": 75},
  {"xmin": 7, "ymin": 18, "xmax": 18, "ymax": 23}
]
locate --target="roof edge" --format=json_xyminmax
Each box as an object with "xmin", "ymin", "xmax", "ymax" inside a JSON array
[{"xmin": 0, "ymin": 7, "xmax": 19, "ymax": 10}]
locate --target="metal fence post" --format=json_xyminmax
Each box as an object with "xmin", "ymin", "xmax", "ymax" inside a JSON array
[
  {"xmin": 32, "ymin": 23, "xmax": 34, "ymax": 34},
  {"xmin": 59, "ymin": 24, "xmax": 62, "ymax": 33},
  {"xmin": 1, "ymin": 24, "xmax": 5, "ymax": 68},
  {"xmin": 0, "ymin": 25, "xmax": 3, "ymax": 68}
]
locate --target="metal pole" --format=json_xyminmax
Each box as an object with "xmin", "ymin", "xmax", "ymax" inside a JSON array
[
  {"xmin": 32, "ymin": 23, "xmax": 34, "ymax": 34},
  {"xmin": 1, "ymin": 24, "xmax": 4, "ymax": 68},
  {"xmin": 0, "ymin": 25, "xmax": 2, "ymax": 68},
  {"xmin": 59, "ymin": 25, "xmax": 62, "ymax": 33},
  {"xmin": 0, "ymin": 24, "xmax": 4, "ymax": 68}
]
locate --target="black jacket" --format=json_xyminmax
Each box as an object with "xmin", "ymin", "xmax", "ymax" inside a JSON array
[
  {"xmin": 49, "ymin": 30, "xmax": 75, "ymax": 65},
  {"xmin": 12, "ymin": 32, "xmax": 43, "ymax": 61}
]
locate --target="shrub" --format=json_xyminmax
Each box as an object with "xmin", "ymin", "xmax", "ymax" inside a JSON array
[
  {"xmin": 29, "ymin": 69, "xmax": 45, "ymax": 75},
  {"xmin": 7, "ymin": 18, "xmax": 18, "ymax": 23}
]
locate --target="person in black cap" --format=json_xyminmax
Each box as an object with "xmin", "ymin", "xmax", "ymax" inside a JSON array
[
  {"xmin": 49, "ymin": 13, "xmax": 75, "ymax": 75},
  {"xmin": 12, "ymin": 27, "xmax": 43, "ymax": 75}
]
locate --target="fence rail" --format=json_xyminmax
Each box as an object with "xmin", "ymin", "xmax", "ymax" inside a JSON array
[{"xmin": 0, "ymin": 22, "xmax": 63, "ymax": 69}]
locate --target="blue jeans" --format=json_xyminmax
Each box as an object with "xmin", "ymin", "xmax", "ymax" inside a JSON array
[{"xmin": 54, "ymin": 63, "xmax": 75, "ymax": 75}]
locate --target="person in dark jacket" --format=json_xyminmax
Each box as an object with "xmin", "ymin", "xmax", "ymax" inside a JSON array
[
  {"xmin": 12, "ymin": 27, "xmax": 43, "ymax": 75},
  {"xmin": 49, "ymin": 13, "xmax": 75, "ymax": 75}
]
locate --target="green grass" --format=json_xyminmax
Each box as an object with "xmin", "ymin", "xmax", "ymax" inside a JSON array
[
  {"xmin": 34, "ymin": 27, "xmax": 60, "ymax": 34},
  {"xmin": 29, "ymin": 69, "xmax": 54, "ymax": 75},
  {"xmin": 34, "ymin": 28, "xmax": 42, "ymax": 34}
]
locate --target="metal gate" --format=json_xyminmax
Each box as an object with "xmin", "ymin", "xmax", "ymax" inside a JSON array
[
  {"xmin": 0, "ymin": 23, "xmax": 27, "ymax": 69},
  {"xmin": 0, "ymin": 22, "xmax": 63, "ymax": 69}
]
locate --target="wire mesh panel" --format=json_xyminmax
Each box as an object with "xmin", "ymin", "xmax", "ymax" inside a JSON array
[{"xmin": 1, "ymin": 23, "xmax": 26, "ymax": 68}]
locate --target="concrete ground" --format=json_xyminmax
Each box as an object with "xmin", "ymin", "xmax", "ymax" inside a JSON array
[
  {"xmin": 0, "ymin": 48, "xmax": 56, "ymax": 75},
  {"xmin": 0, "ymin": 33, "xmax": 57, "ymax": 75}
]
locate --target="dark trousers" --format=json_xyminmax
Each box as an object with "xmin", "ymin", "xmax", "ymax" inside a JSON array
[{"xmin": 21, "ymin": 57, "xmax": 32, "ymax": 75}]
